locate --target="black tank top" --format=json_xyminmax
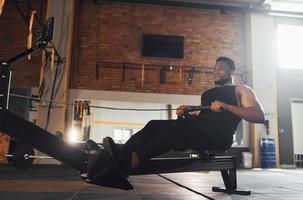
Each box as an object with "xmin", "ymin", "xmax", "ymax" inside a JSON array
[{"xmin": 199, "ymin": 85, "xmax": 241, "ymax": 133}]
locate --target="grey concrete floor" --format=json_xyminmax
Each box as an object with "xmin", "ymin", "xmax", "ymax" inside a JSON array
[{"xmin": 0, "ymin": 164, "xmax": 302, "ymax": 200}]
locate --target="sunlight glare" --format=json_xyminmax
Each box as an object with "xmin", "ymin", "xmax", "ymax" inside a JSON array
[{"xmin": 277, "ymin": 24, "xmax": 303, "ymax": 69}]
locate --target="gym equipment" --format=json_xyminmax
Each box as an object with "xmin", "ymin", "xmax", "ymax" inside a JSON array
[
  {"xmin": 0, "ymin": 109, "xmax": 132, "ymax": 189},
  {"xmin": 6, "ymin": 144, "xmax": 52, "ymax": 170},
  {"xmin": 0, "ymin": 110, "xmax": 88, "ymax": 171},
  {"xmin": 5, "ymin": 132, "xmax": 66, "ymax": 170},
  {"xmin": 0, "ymin": 100, "xmax": 251, "ymax": 193},
  {"xmin": 131, "ymin": 151, "xmax": 250, "ymax": 195},
  {"xmin": 10, "ymin": 144, "xmax": 34, "ymax": 170},
  {"xmin": 0, "ymin": 108, "xmax": 251, "ymax": 193},
  {"xmin": 184, "ymin": 105, "xmax": 211, "ymax": 112},
  {"xmin": 0, "ymin": 18, "xmax": 250, "ymax": 195}
]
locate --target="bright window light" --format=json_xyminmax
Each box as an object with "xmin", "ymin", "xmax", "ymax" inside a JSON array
[
  {"xmin": 114, "ymin": 128, "xmax": 132, "ymax": 144},
  {"xmin": 277, "ymin": 24, "xmax": 303, "ymax": 69},
  {"xmin": 67, "ymin": 127, "xmax": 79, "ymax": 143},
  {"xmin": 268, "ymin": 1, "xmax": 303, "ymax": 14}
]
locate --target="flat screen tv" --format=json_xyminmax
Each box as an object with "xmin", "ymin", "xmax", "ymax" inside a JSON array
[{"xmin": 142, "ymin": 34, "xmax": 184, "ymax": 59}]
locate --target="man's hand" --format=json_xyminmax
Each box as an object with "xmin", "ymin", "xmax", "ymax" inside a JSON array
[
  {"xmin": 176, "ymin": 105, "xmax": 186, "ymax": 117},
  {"xmin": 211, "ymin": 100, "xmax": 228, "ymax": 112}
]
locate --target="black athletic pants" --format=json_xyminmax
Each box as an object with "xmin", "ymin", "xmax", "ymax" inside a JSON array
[{"xmin": 121, "ymin": 118, "xmax": 233, "ymax": 162}]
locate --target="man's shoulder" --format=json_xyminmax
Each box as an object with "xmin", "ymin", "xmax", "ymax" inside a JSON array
[
  {"xmin": 202, "ymin": 84, "xmax": 239, "ymax": 95},
  {"xmin": 235, "ymin": 84, "xmax": 252, "ymax": 90},
  {"xmin": 202, "ymin": 86, "xmax": 217, "ymax": 94},
  {"xmin": 235, "ymin": 84, "xmax": 254, "ymax": 94}
]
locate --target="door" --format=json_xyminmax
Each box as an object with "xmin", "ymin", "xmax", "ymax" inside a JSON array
[{"xmin": 291, "ymin": 100, "xmax": 303, "ymax": 167}]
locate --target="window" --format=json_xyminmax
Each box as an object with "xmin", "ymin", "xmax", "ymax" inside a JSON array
[
  {"xmin": 277, "ymin": 24, "xmax": 303, "ymax": 69},
  {"xmin": 113, "ymin": 128, "xmax": 133, "ymax": 144}
]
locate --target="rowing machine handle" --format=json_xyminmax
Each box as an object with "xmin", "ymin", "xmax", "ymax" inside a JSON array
[{"xmin": 177, "ymin": 105, "xmax": 211, "ymax": 120}]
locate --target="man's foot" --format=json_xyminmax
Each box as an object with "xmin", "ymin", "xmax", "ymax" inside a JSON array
[
  {"xmin": 102, "ymin": 137, "xmax": 120, "ymax": 163},
  {"xmin": 87, "ymin": 151, "xmax": 112, "ymax": 179},
  {"xmin": 84, "ymin": 139, "xmax": 103, "ymax": 154},
  {"xmin": 103, "ymin": 137, "xmax": 131, "ymax": 176},
  {"xmin": 81, "ymin": 139, "xmax": 103, "ymax": 181}
]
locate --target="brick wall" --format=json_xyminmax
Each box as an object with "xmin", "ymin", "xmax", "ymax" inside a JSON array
[
  {"xmin": 0, "ymin": 0, "xmax": 45, "ymax": 87},
  {"xmin": 0, "ymin": 133, "xmax": 9, "ymax": 163},
  {"xmin": 71, "ymin": 1, "xmax": 246, "ymax": 95},
  {"xmin": 0, "ymin": 1, "xmax": 246, "ymax": 95}
]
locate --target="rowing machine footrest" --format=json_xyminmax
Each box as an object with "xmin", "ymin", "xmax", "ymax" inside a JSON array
[{"xmin": 212, "ymin": 186, "xmax": 251, "ymax": 195}]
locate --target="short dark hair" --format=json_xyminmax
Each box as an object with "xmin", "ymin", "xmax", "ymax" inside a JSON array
[{"xmin": 216, "ymin": 57, "xmax": 236, "ymax": 71}]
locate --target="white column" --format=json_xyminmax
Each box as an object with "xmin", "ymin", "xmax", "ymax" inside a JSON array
[
  {"xmin": 246, "ymin": 13, "xmax": 280, "ymax": 167},
  {"xmin": 37, "ymin": 0, "xmax": 75, "ymax": 135}
]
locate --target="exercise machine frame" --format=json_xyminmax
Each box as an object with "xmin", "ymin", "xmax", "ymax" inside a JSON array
[{"xmin": 0, "ymin": 18, "xmax": 250, "ymax": 195}]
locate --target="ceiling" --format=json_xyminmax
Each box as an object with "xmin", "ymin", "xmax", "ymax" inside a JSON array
[
  {"xmin": 166, "ymin": 0, "xmax": 265, "ymax": 6},
  {"xmin": 97, "ymin": 0, "xmax": 303, "ymax": 14},
  {"xmin": 96, "ymin": 0, "xmax": 266, "ymax": 9}
]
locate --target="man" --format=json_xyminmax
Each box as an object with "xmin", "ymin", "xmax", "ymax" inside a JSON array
[{"xmin": 102, "ymin": 56, "xmax": 265, "ymax": 174}]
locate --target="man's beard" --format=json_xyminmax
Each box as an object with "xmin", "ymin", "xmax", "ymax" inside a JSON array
[{"xmin": 214, "ymin": 77, "xmax": 231, "ymax": 86}]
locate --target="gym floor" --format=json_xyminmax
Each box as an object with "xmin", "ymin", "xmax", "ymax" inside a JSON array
[{"xmin": 0, "ymin": 164, "xmax": 302, "ymax": 200}]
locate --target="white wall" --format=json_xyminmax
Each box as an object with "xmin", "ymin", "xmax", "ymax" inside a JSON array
[
  {"xmin": 91, "ymin": 100, "xmax": 169, "ymax": 143},
  {"xmin": 67, "ymin": 89, "xmax": 200, "ymax": 141}
]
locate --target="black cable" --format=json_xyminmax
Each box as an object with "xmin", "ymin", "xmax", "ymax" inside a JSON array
[
  {"xmin": 45, "ymin": 63, "xmax": 60, "ymax": 130},
  {"xmin": 89, "ymin": 105, "xmax": 178, "ymax": 111},
  {"xmin": 157, "ymin": 174, "xmax": 215, "ymax": 200},
  {"xmin": 9, "ymin": 93, "xmax": 211, "ymax": 112}
]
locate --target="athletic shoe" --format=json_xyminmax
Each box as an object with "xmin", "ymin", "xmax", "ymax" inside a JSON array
[
  {"xmin": 81, "ymin": 139, "xmax": 103, "ymax": 180},
  {"xmin": 103, "ymin": 137, "xmax": 120, "ymax": 163},
  {"xmin": 84, "ymin": 139, "xmax": 103, "ymax": 154},
  {"xmin": 103, "ymin": 137, "xmax": 131, "ymax": 176}
]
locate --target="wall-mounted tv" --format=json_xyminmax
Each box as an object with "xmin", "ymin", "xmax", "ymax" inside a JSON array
[{"xmin": 142, "ymin": 34, "xmax": 184, "ymax": 59}]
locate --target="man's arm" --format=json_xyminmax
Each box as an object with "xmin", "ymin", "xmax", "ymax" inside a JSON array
[{"xmin": 211, "ymin": 85, "xmax": 265, "ymax": 123}]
